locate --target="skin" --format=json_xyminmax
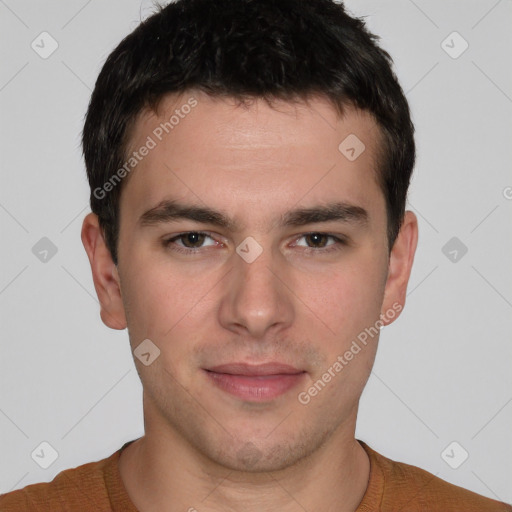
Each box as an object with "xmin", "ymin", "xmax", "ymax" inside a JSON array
[{"xmin": 81, "ymin": 90, "xmax": 418, "ymax": 512}]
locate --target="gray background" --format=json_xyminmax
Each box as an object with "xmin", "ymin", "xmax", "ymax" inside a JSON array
[{"xmin": 1, "ymin": 0, "xmax": 511, "ymax": 504}]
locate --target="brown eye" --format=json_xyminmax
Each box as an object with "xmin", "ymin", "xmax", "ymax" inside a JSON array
[
  {"xmin": 179, "ymin": 232, "xmax": 207, "ymax": 248},
  {"xmin": 304, "ymin": 233, "xmax": 330, "ymax": 248},
  {"xmin": 163, "ymin": 231, "xmax": 220, "ymax": 254},
  {"xmin": 292, "ymin": 233, "xmax": 347, "ymax": 253}
]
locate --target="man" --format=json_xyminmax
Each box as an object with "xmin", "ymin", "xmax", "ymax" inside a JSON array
[{"xmin": 1, "ymin": 0, "xmax": 510, "ymax": 510}]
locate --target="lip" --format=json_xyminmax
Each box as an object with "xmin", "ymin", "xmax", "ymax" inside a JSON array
[
  {"xmin": 204, "ymin": 362, "xmax": 306, "ymax": 402},
  {"xmin": 207, "ymin": 362, "xmax": 303, "ymax": 376}
]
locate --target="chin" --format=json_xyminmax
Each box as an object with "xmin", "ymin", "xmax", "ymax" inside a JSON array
[{"xmin": 202, "ymin": 426, "xmax": 332, "ymax": 473}]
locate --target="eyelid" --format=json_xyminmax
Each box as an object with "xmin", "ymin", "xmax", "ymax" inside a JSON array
[
  {"xmin": 289, "ymin": 232, "xmax": 348, "ymax": 251},
  {"xmin": 163, "ymin": 231, "xmax": 221, "ymax": 248}
]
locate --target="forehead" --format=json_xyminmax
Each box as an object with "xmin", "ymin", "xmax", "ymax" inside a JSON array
[{"xmin": 119, "ymin": 91, "xmax": 385, "ymax": 230}]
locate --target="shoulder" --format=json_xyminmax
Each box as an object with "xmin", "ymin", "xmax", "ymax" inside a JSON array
[
  {"xmin": 0, "ymin": 450, "xmax": 119, "ymax": 512},
  {"xmin": 361, "ymin": 442, "xmax": 512, "ymax": 512}
]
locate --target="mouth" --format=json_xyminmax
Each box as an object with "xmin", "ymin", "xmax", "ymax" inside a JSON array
[{"xmin": 203, "ymin": 362, "xmax": 307, "ymax": 402}]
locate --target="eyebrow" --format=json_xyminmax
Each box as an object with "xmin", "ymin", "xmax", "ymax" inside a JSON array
[{"xmin": 138, "ymin": 199, "xmax": 369, "ymax": 230}]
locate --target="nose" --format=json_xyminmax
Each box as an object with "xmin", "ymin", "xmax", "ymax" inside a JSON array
[{"xmin": 217, "ymin": 243, "xmax": 294, "ymax": 339}]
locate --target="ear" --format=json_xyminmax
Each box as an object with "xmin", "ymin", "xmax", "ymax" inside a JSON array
[
  {"xmin": 81, "ymin": 212, "xmax": 127, "ymax": 330},
  {"xmin": 381, "ymin": 210, "xmax": 418, "ymax": 325}
]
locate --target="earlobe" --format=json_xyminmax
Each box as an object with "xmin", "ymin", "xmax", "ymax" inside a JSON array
[
  {"xmin": 380, "ymin": 210, "xmax": 418, "ymax": 326},
  {"xmin": 81, "ymin": 212, "xmax": 127, "ymax": 330}
]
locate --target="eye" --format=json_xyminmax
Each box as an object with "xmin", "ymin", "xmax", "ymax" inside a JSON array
[
  {"xmin": 163, "ymin": 231, "xmax": 221, "ymax": 253},
  {"xmin": 292, "ymin": 232, "xmax": 347, "ymax": 252},
  {"xmin": 162, "ymin": 231, "xmax": 347, "ymax": 256}
]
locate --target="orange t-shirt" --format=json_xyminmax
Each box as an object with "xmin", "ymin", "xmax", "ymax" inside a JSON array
[{"xmin": 1, "ymin": 439, "xmax": 510, "ymax": 511}]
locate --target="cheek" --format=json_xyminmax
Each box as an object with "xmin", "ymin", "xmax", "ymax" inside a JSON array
[
  {"xmin": 298, "ymin": 256, "xmax": 386, "ymax": 347},
  {"xmin": 120, "ymin": 254, "xmax": 214, "ymax": 341},
  {"xmin": 300, "ymin": 262, "xmax": 386, "ymax": 405}
]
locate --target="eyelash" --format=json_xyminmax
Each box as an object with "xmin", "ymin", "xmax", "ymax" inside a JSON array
[{"xmin": 162, "ymin": 231, "xmax": 348, "ymax": 255}]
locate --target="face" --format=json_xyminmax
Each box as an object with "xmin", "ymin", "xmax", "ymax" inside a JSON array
[{"xmin": 82, "ymin": 91, "xmax": 417, "ymax": 472}]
